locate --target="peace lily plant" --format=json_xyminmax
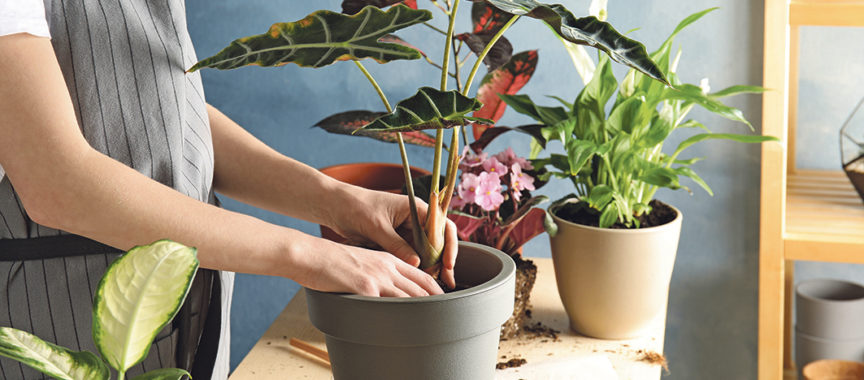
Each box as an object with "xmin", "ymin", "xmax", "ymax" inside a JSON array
[
  {"xmin": 187, "ymin": 0, "xmax": 668, "ymax": 274},
  {"xmin": 0, "ymin": 240, "xmax": 199, "ymax": 380}
]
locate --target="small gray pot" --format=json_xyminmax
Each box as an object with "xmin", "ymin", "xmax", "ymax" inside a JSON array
[
  {"xmin": 795, "ymin": 330, "xmax": 864, "ymax": 370},
  {"xmin": 306, "ymin": 242, "xmax": 516, "ymax": 380},
  {"xmin": 796, "ymin": 279, "xmax": 864, "ymax": 340}
]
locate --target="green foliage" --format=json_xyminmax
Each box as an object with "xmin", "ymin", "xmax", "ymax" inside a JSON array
[
  {"xmin": 512, "ymin": 8, "xmax": 778, "ymax": 228},
  {"xmin": 188, "ymin": 5, "xmax": 431, "ymax": 71},
  {"xmin": 0, "ymin": 240, "xmax": 198, "ymax": 380},
  {"xmin": 478, "ymin": 0, "xmax": 668, "ymax": 84},
  {"xmin": 358, "ymin": 87, "xmax": 491, "ymax": 132},
  {"xmin": 0, "ymin": 328, "xmax": 109, "ymax": 380}
]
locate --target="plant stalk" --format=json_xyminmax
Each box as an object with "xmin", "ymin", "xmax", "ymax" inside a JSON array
[
  {"xmin": 462, "ymin": 14, "xmax": 520, "ymax": 95},
  {"xmin": 439, "ymin": 0, "xmax": 460, "ymax": 91}
]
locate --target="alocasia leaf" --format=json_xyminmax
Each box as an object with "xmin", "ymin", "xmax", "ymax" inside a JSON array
[
  {"xmin": 342, "ymin": 0, "xmax": 418, "ymax": 15},
  {"xmin": 314, "ymin": 110, "xmax": 436, "ymax": 147},
  {"xmin": 455, "ymin": 33, "xmax": 514, "ymax": 71},
  {"xmin": 0, "ymin": 327, "xmax": 109, "ymax": 380},
  {"xmin": 472, "ymin": 1, "xmax": 513, "ymax": 34},
  {"xmin": 473, "ymin": 50, "xmax": 538, "ymax": 139},
  {"xmin": 476, "ymin": 0, "xmax": 668, "ymax": 84},
  {"xmin": 93, "ymin": 240, "xmax": 199, "ymax": 375},
  {"xmin": 130, "ymin": 368, "xmax": 192, "ymax": 380},
  {"xmin": 379, "ymin": 34, "xmax": 428, "ymax": 58},
  {"xmin": 359, "ymin": 87, "xmax": 491, "ymax": 132},
  {"xmin": 188, "ymin": 5, "xmax": 431, "ymax": 71}
]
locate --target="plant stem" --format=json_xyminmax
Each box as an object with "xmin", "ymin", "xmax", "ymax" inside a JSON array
[
  {"xmin": 462, "ymin": 14, "xmax": 520, "ymax": 95},
  {"xmin": 440, "ymin": 0, "xmax": 460, "ymax": 91},
  {"xmin": 353, "ymin": 61, "xmax": 392, "ymax": 113},
  {"xmin": 118, "ymin": 372, "xmax": 125, "ymax": 380},
  {"xmin": 422, "ymin": 22, "xmax": 448, "ymax": 35},
  {"xmin": 354, "ymin": 60, "xmax": 424, "ymax": 253},
  {"xmin": 452, "ymin": 38, "xmax": 463, "ymax": 92}
]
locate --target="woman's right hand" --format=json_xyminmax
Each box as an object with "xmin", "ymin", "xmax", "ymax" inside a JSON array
[{"xmin": 292, "ymin": 238, "xmax": 444, "ymax": 297}]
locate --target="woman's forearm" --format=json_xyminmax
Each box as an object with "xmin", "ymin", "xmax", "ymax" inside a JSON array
[{"xmin": 207, "ymin": 104, "xmax": 353, "ymax": 227}]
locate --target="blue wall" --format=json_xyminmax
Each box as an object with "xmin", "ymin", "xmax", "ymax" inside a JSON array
[{"xmin": 185, "ymin": 1, "xmax": 857, "ymax": 378}]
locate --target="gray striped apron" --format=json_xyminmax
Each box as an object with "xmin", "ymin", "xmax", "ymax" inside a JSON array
[{"xmin": 0, "ymin": 0, "xmax": 232, "ymax": 378}]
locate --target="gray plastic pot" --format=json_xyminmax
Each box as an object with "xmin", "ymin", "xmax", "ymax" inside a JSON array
[
  {"xmin": 306, "ymin": 242, "xmax": 516, "ymax": 380},
  {"xmin": 548, "ymin": 203, "xmax": 681, "ymax": 339},
  {"xmin": 796, "ymin": 279, "xmax": 864, "ymax": 340}
]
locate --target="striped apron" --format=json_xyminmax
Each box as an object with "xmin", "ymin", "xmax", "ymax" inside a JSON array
[{"xmin": 0, "ymin": 0, "xmax": 232, "ymax": 378}]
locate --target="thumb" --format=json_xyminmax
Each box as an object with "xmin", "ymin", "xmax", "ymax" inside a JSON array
[{"xmin": 374, "ymin": 227, "xmax": 421, "ymax": 267}]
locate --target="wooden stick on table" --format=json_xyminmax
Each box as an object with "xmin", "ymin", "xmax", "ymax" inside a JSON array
[{"xmin": 289, "ymin": 338, "xmax": 330, "ymax": 365}]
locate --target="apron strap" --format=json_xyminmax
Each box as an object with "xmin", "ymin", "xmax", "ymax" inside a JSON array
[{"xmin": 0, "ymin": 234, "xmax": 121, "ymax": 260}]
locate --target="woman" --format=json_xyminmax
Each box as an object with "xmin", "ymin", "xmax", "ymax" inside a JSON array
[{"xmin": 0, "ymin": 0, "xmax": 457, "ymax": 379}]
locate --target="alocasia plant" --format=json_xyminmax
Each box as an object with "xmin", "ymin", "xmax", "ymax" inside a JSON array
[
  {"xmin": 188, "ymin": 0, "xmax": 666, "ymax": 275},
  {"xmin": 0, "ymin": 240, "xmax": 199, "ymax": 380},
  {"xmin": 505, "ymin": 8, "xmax": 779, "ymax": 228}
]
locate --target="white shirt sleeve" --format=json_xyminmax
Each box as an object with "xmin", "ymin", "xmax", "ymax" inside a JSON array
[{"xmin": 0, "ymin": 0, "xmax": 51, "ymax": 38}]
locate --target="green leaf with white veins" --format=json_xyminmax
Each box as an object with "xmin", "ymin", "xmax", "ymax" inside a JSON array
[
  {"xmin": 0, "ymin": 327, "xmax": 109, "ymax": 380},
  {"xmin": 478, "ymin": 0, "xmax": 668, "ymax": 84},
  {"xmin": 92, "ymin": 240, "xmax": 199, "ymax": 375},
  {"xmin": 358, "ymin": 87, "xmax": 491, "ymax": 132},
  {"xmin": 188, "ymin": 5, "xmax": 431, "ymax": 71}
]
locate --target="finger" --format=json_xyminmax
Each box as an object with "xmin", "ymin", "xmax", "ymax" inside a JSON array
[
  {"xmin": 396, "ymin": 261, "xmax": 443, "ymax": 295},
  {"xmin": 380, "ymin": 286, "xmax": 410, "ymax": 298},
  {"xmin": 373, "ymin": 225, "xmax": 421, "ymax": 267},
  {"xmin": 441, "ymin": 220, "xmax": 458, "ymax": 290},
  {"xmin": 392, "ymin": 273, "xmax": 430, "ymax": 297}
]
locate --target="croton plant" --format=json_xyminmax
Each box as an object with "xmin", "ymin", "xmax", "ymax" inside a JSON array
[{"xmin": 188, "ymin": 0, "xmax": 668, "ymax": 274}]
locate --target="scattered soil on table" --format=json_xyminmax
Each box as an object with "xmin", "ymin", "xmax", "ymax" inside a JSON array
[
  {"xmin": 500, "ymin": 257, "xmax": 538, "ymax": 339},
  {"xmin": 555, "ymin": 200, "xmax": 677, "ymax": 229},
  {"xmin": 519, "ymin": 321, "xmax": 561, "ymax": 341},
  {"xmin": 637, "ymin": 349, "xmax": 669, "ymax": 372},
  {"xmin": 496, "ymin": 358, "xmax": 527, "ymax": 369}
]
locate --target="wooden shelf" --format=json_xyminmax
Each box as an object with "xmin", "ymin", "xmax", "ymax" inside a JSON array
[
  {"xmin": 791, "ymin": 0, "xmax": 864, "ymax": 26},
  {"xmin": 784, "ymin": 170, "xmax": 864, "ymax": 262}
]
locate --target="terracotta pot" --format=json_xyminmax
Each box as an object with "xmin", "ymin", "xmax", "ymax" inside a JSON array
[
  {"xmin": 548, "ymin": 204, "xmax": 682, "ymax": 339},
  {"xmin": 318, "ymin": 163, "xmax": 430, "ymax": 242},
  {"xmin": 803, "ymin": 360, "xmax": 864, "ymax": 380},
  {"xmin": 306, "ymin": 242, "xmax": 515, "ymax": 380}
]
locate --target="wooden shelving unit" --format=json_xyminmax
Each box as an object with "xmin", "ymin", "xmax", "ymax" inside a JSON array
[{"xmin": 759, "ymin": 1, "xmax": 864, "ymax": 379}]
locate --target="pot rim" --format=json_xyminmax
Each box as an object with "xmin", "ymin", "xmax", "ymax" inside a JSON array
[
  {"xmin": 796, "ymin": 278, "xmax": 864, "ymax": 304},
  {"xmin": 795, "ymin": 328, "xmax": 864, "ymax": 343},
  {"xmin": 549, "ymin": 200, "xmax": 682, "ymax": 234},
  {"xmin": 308, "ymin": 242, "xmax": 515, "ymax": 304}
]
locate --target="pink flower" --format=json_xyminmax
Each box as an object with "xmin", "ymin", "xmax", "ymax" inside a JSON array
[
  {"xmin": 475, "ymin": 172, "xmax": 504, "ymax": 211},
  {"xmin": 459, "ymin": 147, "xmax": 487, "ymax": 171},
  {"xmin": 494, "ymin": 147, "xmax": 533, "ymax": 170},
  {"xmin": 457, "ymin": 173, "xmax": 480, "ymax": 205},
  {"xmin": 450, "ymin": 192, "xmax": 467, "ymax": 210},
  {"xmin": 510, "ymin": 163, "xmax": 536, "ymax": 202},
  {"xmin": 482, "ymin": 156, "xmax": 508, "ymax": 176}
]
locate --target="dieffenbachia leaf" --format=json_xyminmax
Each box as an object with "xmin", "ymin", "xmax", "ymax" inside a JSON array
[
  {"xmin": 129, "ymin": 368, "xmax": 192, "ymax": 380},
  {"xmin": 188, "ymin": 5, "xmax": 431, "ymax": 71},
  {"xmin": 473, "ymin": 50, "xmax": 538, "ymax": 139},
  {"xmin": 358, "ymin": 87, "xmax": 492, "ymax": 132},
  {"xmin": 342, "ymin": 0, "xmax": 418, "ymax": 14},
  {"xmin": 476, "ymin": 0, "xmax": 668, "ymax": 84},
  {"xmin": 93, "ymin": 240, "xmax": 199, "ymax": 375},
  {"xmin": 0, "ymin": 327, "xmax": 109, "ymax": 380},
  {"xmin": 455, "ymin": 33, "xmax": 514, "ymax": 71},
  {"xmin": 472, "ymin": 1, "xmax": 514, "ymax": 34},
  {"xmin": 314, "ymin": 110, "xmax": 436, "ymax": 147}
]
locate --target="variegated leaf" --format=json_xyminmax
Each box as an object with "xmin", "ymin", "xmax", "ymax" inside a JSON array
[
  {"xmin": 359, "ymin": 87, "xmax": 491, "ymax": 132},
  {"xmin": 0, "ymin": 327, "xmax": 109, "ymax": 380},
  {"xmin": 93, "ymin": 240, "xmax": 199, "ymax": 374},
  {"xmin": 476, "ymin": 0, "xmax": 668, "ymax": 84},
  {"xmin": 188, "ymin": 5, "xmax": 431, "ymax": 71},
  {"xmin": 473, "ymin": 50, "xmax": 538, "ymax": 138},
  {"xmin": 314, "ymin": 110, "xmax": 436, "ymax": 147},
  {"xmin": 129, "ymin": 368, "xmax": 192, "ymax": 380}
]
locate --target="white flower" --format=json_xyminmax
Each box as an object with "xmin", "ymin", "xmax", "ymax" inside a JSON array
[{"xmin": 699, "ymin": 78, "xmax": 711, "ymax": 94}]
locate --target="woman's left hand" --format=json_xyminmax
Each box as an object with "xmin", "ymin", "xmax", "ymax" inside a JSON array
[{"xmin": 325, "ymin": 187, "xmax": 458, "ymax": 290}]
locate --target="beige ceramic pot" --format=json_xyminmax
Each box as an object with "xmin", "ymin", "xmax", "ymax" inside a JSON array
[{"xmin": 549, "ymin": 203, "xmax": 682, "ymax": 339}]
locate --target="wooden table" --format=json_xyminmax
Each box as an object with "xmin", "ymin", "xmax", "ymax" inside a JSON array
[{"xmin": 230, "ymin": 258, "xmax": 667, "ymax": 379}]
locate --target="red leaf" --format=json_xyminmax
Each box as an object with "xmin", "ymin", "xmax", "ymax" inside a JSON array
[
  {"xmin": 472, "ymin": 50, "xmax": 538, "ymax": 139},
  {"xmin": 447, "ymin": 212, "xmax": 486, "ymax": 241},
  {"xmin": 402, "ymin": 0, "xmax": 418, "ymax": 9},
  {"xmin": 502, "ymin": 208, "xmax": 546, "ymax": 254},
  {"xmin": 471, "ymin": 2, "xmax": 512, "ymax": 34},
  {"xmin": 315, "ymin": 110, "xmax": 436, "ymax": 147}
]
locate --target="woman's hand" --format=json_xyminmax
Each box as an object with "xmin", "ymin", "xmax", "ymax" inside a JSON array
[{"xmin": 324, "ymin": 187, "xmax": 459, "ymax": 290}]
